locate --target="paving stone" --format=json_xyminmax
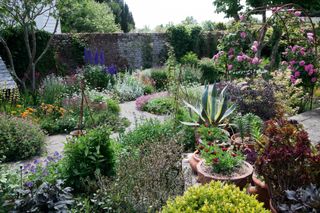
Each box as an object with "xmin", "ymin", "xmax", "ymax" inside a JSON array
[{"xmin": 290, "ymin": 108, "xmax": 320, "ymax": 145}]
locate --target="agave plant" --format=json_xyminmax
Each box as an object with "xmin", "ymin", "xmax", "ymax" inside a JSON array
[{"xmin": 181, "ymin": 84, "xmax": 236, "ymax": 127}]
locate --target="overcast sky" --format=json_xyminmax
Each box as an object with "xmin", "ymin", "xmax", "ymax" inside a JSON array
[{"xmin": 125, "ymin": 0, "xmax": 229, "ymax": 29}]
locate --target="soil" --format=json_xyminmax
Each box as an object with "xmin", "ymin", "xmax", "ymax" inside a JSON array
[{"xmin": 201, "ymin": 162, "xmax": 250, "ymax": 179}]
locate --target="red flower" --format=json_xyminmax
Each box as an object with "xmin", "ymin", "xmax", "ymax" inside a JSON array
[
  {"xmin": 199, "ymin": 145, "xmax": 205, "ymax": 150},
  {"xmin": 232, "ymin": 153, "xmax": 237, "ymax": 157},
  {"xmin": 204, "ymin": 149, "xmax": 209, "ymax": 153},
  {"xmin": 222, "ymin": 147, "xmax": 228, "ymax": 152},
  {"xmin": 212, "ymin": 158, "xmax": 219, "ymax": 164}
]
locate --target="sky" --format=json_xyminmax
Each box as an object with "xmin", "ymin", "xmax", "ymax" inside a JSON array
[{"xmin": 124, "ymin": 0, "xmax": 228, "ymax": 29}]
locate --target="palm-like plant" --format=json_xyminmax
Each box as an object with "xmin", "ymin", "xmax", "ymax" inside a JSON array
[{"xmin": 181, "ymin": 84, "xmax": 236, "ymax": 127}]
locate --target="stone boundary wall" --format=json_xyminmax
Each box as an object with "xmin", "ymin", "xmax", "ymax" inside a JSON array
[{"xmin": 52, "ymin": 32, "xmax": 220, "ymax": 70}]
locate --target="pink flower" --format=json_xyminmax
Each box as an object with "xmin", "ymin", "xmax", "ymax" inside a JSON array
[
  {"xmin": 240, "ymin": 31, "xmax": 247, "ymax": 39},
  {"xmin": 294, "ymin": 11, "xmax": 301, "ymax": 17},
  {"xmin": 308, "ymin": 69, "xmax": 314, "ymax": 76},
  {"xmin": 290, "ymin": 60, "xmax": 296, "ymax": 66},
  {"xmin": 228, "ymin": 55, "xmax": 234, "ymax": 60},
  {"xmin": 251, "ymin": 57, "xmax": 260, "ymax": 65},
  {"xmin": 311, "ymin": 77, "xmax": 317, "ymax": 83},
  {"xmin": 290, "ymin": 76, "xmax": 296, "ymax": 84},
  {"xmin": 299, "ymin": 61, "xmax": 305, "ymax": 66},
  {"xmin": 237, "ymin": 55, "xmax": 244, "ymax": 62},
  {"xmin": 253, "ymin": 41, "xmax": 259, "ymax": 47},
  {"xmin": 307, "ymin": 33, "xmax": 314, "ymax": 42},
  {"xmin": 240, "ymin": 15, "xmax": 245, "ymax": 21},
  {"xmin": 292, "ymin": 45, "xmax": 299, "ymax": 52},
  {"xmin": 213, "ymin": 54, "xmax": 219, "ymax": 61},
  {"xmin": 251, "ymin": 46, "xmax": 258, "ymax": 52},
  {"xmin": 304, "ymin": 64, "xmax": 314, "ymax": 72},
  {"xmin": 227, "ymin": 64, "xmax": 233, "ymax": 70},
  {"xmin": 228, "ymin": 48, "xmax": 235, "ymax": 56},
  {"xmin": 294, "ymin": 71, "xmax": 300, "ymax": 77},
  {"xmin": 281, "ymin": 61, "xmax": 288, "ymax": 66}
]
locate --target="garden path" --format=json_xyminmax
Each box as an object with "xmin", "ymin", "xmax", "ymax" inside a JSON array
[
  {"xmin": 9, "ymin": 100, "xmax": 168, "ymax": 167},
  {"xmin": 291, "ymin": 107, "xmax": 320, "ymax": 145}
]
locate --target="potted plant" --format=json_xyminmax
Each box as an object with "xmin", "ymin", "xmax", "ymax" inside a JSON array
[
  {"xmin": 182, "ymin": 84, "xmax": 236, "ymax": 172},
  {"xmin": 196, "ymin": 143, "xmax": 253, "ymax": 189},
  {"xmin": 255, "ymin": 119, "xmax": 320, "ymax": 212},
  {"xmin": 189, "ymin": 125, "xmax": 229, "ymax": 172}
]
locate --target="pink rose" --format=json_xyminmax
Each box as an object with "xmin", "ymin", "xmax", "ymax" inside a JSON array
[
  {"xmin": 253, "ymin": 41, "xmax": 259, "ymax": 47},
  {"xmin": 292, "ymin": 45, "xmax": 299, "ymax": 52},
  {"xmin": 227, "ymin": 64, "xmax": 233, "ymax": 70},
  {"xmin": 294, "ymin": 71, "xmax": 300, "ymax": 77},
  {"xmin": 308, "ymin": 69, "xmax": 314, "ymax": 76},
  {"xmin": 290, "ymin": 60, "xmax": 296, "ymax": 66},
  {"xmin": 213, "ymin": 54, "xmax": 219, "ymax": 60},
  {"xmin": 251, "ymin": 57, "xmax": 260, "ymax": 65}
]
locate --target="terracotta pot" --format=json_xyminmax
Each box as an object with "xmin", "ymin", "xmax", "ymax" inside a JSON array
[
  {"xmin": 231, "ymin": 133, "xmax": 255, "ymax": 150},
  {"xmin": 269, "ymin": 199, "xmax": 278, "ymax": 213},
  {"xmin": 70, "ymin": 129, "xmax": 86, "ymax": 137},
  {"xmin": 248, "ymin": 174, "xmax": 270, "ymax": 209},
  {"xmin": 196, "ymin": 160, "xmax": 253, "ymax": 189},
  {"xmin": 188, "ymin": 150, "xmax": 201, "ymax": 173}
]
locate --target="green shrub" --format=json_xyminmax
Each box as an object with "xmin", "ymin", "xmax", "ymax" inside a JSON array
[
  {"xmin": 199, "ymin": 57, "xmax": 222, "ymax": 83},
  {"xmin": 114, "ymin": 73, "xmax": 145, "ymax": 102},
  {"xmin": 180, "ymin": 51, "xmax": 199, "ymax": 65},
  {"xmin": 0, "ymin": 114, "xmax": 45, "ymax": 162},
  {"xmin": 61, "ymin": 127, "xmax": 115, "ymax": 191},
  {"xmin": 142, "ymin": 96, "xmax": 175, "ymax": 115},
  {"xmin": 178, "ymin": 65, "xmax": 202, "ymax": 83},
  {"xmin": 162, "ymin": 181, "xmax": 270, "ymax": 213},
  {"xmin": 39, "ymin": 74, "xmax": 67, "ymax": 104},
  {"xmin": 39, "ymin": 113, "xmax": 77, "ymax": 135},
  {"xmin": 150, "ymin": 68, "xmax": 168, "ymax": 90},
  {"xmin": 83, "ymin": 65, "xmax": 115, "ymax": 90},
  {"xmin": 90, "ymin": 131, "xmax": 184, "ymax": 212}
]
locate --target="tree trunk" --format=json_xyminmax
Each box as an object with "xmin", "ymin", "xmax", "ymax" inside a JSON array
[{"xmin": 268, "ymin": 27, "xmax": 282, "ymax": 70}]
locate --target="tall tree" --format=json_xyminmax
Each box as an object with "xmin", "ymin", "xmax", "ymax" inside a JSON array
[
  {"xmin": 0, "ymin": 0, "xmax": 59, "ymax": 91},
  {"xmin": 213, "ymin": 0, "xmax": 243, "ymax": 21}
]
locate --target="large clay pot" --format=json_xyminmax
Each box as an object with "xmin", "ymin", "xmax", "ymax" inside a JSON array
[
  {"xmin": 188, "ymin": 150, "xmax": 201, "ymax": 173},
  {"xmin": 247, "ymin": 174, "xmax": 270, "ymax": 209},
  {"xmin": 196, "ymin": 160, "xmax": 253, "ymax": 189}
]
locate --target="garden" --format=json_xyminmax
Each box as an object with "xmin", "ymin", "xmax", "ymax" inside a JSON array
[{"xmin": 1, "ymin": 2, "xmax": 320, "ymax": 213}]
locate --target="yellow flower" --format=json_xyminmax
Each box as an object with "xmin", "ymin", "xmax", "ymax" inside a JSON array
[
  {"xmin": 16, "ymin": 104, "xmax": 22, "ymax": 108},
  {"xmin": 26, "ymin": 107, "xmax": 34, "ymax": 113},
  {"xmin": 21, "ymin": 111, "xmax": 29, "ymax": 118}
]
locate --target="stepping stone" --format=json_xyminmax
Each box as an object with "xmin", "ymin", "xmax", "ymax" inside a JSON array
[{"xmin": 291, "ymin": 108, "xmax": 320, "ymax": 145}]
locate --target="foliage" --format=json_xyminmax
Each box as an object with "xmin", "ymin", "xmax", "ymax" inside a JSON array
[
  {"xmin": 178, "ymin": 65, "xmax": 202, "ymax": 84},
  {"xmin": 180, "ymin": 51, "xmax": 199, "ymax": 65},
  {"xmin": 8, "ymin": 179, "xmax": 74, "ymax": 212},
  {"xmin": 213, "ymin": 0, "xmax": 242, "ymax": 20},
  {"xmin": 233, "ymin": 113, "xmax": 263, "ymax": 141},
  {"xmin": 0, "ymin": 114, "xmax": 45, "ymax": 162},
  {"xmin": 198, "ymin": 57, "xmax": 222, "ymax": 83},
  {"xmin": 90, "ymin": 130, "xmax": 184, "ymax": 212},
  {"xmin": 150, "ymin": 68, "xmax": 169, "ymax": 91},
  {"xmin": 83, "ymin": 65, "xmax": 116, "ymax": 90},
  {"xmin": 182, "ymin": 84, "xmax": 236, "ymax": 127},
  {"xmin": 142, "ymin": 96, "xmax": 175, "ymax": 115},
  {"xmin": 0, "ymin": 27, "xmax": 56, "ymax": 85},
  {"xmin": 59, "ymin": 0, "xmax": 120, "ymax": 33},
  {"xmin": 279, "ymin": 184, "xmax": 320, "ymax": 213},
  {"xmin": 227, "ymin": 78, "xmax": 277, "ymax": 120},
  {"xmin": 135, "ymin": 92, "xmax": 168, "ymax": 110},
  {"xmin": 61, "ymin": 127, "xmax": 115, "ymax": 192},
  {"xmin": 38, "ymin": 74, "xmax": 67, "ymax": 104},
  {"xmin": 161, "ymin": 181, "xmax": 269, "ymax": 212},
  {"xmin": 255, "ymin": 119, "xmax": 320, "ymax": 206},
  {"xmin": 199, "ymin": 144, "xmax": 244, "ymax": 174},
  {"xmin": 166, "ymin": 25, "xmax": 206, "ymax": 61},
  {"xmin": 39, "ymin": 113, "xmax": 77, "ymax": 135},
  {"xmin": 196, "ymin": 125, "xmax": 229, "ymax": 145},
  {"xmin": 114, "ymin": 73, "xmax": 145, "ymax": 102}
]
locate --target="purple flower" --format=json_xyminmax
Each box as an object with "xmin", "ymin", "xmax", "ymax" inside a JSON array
[
  {"xmin": 228, "ymin": 48, "xmax": 234, "ymax": 56},
  {"xmin": 24, "ymin": 181, "xmax": 33, "ymax": 188},
  {"xmin": 311, "ymin": 77, "xmax": 317, "ymax": 83},
  {"xmin": 108, "ymin": 65, "xmax": 117, "ymax": 75},
  {"xmin": 294, "ymin": 71, "xmax": 300, "ymax": 77},
  {"xmin": 94, "ymin": 50, "xmax": 99, "ymax": 65},
  {"xmin": 54, "ymin": 151, "xmax": 60, "ymax": 157},
  {"xmin": 33, "ymin": 159, "xmax": 41, "ymax": 164},
  {"xmin": 292, "ymin": 45, "xmax": 299, "ymax": 52},
  {"xmin": 291, "ymin": 76, "xmax": 296, "ymax": 84},
  {"xmin": 299, "ymin": 61, "xmax": 305, "ymax": 66},
  {"xmin": 100, "ymin": 51, "xmax": 105, "ymax": 65},
  {"xmin": 240, "ymin": 32, "xmax": 247, "ymax": 39},
  {"xmin": 136, "ymin": 92, "xmax": 168, "ymax": 110},
  {"xmin": 290, "ymin": 60, "xmax": 296, "ymax": 66},
  {"xmin": 308, "ymin": 70, "xmax": 314, "ymax": 76}
]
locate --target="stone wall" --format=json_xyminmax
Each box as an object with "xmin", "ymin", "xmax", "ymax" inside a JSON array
[{"xmin": 52, "ymin": 32, "xmax": 220, "ymax": 71}]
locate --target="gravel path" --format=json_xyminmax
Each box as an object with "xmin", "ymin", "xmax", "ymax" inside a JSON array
[{"xmin": 8, "ymin": 100, "xmax": 167, "ymax": 167}]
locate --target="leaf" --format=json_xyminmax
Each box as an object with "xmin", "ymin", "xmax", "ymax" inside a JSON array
[
  {"xmin": 183, "ymin": 101, "xmax": 205, "ymax": 122},
  {"xmin": 219, "ymin": 104, "xmax": 236, "ymax": 122},
  {"xmin": 180, "ymin": 121, "xmax": 200, "ymax": 126}
]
